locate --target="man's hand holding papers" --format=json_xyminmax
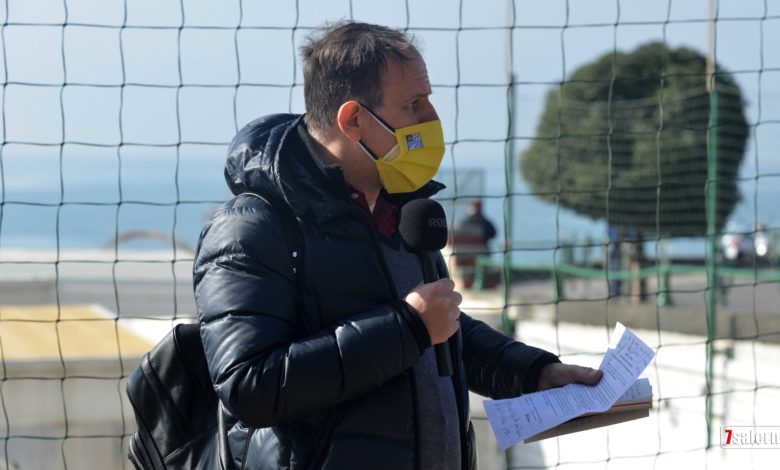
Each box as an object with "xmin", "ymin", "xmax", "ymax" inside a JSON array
[{"xmin": 483, "ymin": 323, "xmax": 655, "ymax": 449}]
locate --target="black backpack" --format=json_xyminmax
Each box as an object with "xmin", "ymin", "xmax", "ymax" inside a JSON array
[
  {"xmin": 127, "ymin": 322, "xmax": 219, "ymax": 469},
  {"xmin": 126, "ymin": 192, "xmax": 303, "ymax": 469}
]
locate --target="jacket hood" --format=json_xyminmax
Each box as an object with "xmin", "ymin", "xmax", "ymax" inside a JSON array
[
  {"xmin": 224, "ymin": 113, "xmax": 301, "ymax": 199},
  {"xmin": 224, "ymin": 113, "xmax": 445, "ymax": 219}
]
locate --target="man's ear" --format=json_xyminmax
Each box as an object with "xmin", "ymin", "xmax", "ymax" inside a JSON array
[{"xmin": 336, "ymin": 101, "xmax": 363, "ymax": 142}]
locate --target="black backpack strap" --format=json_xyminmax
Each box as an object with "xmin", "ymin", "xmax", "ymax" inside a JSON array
[
  {"xmin": 240, "ymin": 191, "xmax": 317, "ymax": 335},
  {"xmin": 241, "ymin": 192, "xmax": 304, "ymax": 277}
]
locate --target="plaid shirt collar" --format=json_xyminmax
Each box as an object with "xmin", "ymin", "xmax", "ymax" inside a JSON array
[{"xmin": 345, "ymin": 186, "xmax": 398, "ymax": 238}]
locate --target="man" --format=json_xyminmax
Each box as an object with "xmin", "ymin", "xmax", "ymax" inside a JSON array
[
  {"xmin": 457, "ymin": 199, "xmax": 497, "ymax": 249},
  {"xmin": 453, "ymin": 199, "xmax": 498, "ymax": 288},
  {"xmin": 194, "ymin": 21, "xmax": 601, "ymax": 469}
]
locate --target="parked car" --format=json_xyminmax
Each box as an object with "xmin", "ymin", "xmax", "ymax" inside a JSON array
[{"xmin": 720, "ymin": 221, "xmax": 775, "ymax": 266}]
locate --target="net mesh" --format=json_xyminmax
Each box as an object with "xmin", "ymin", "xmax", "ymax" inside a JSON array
[{"xmin": 0, "ymin": 0, "xmax": 779, "ymax": 468}]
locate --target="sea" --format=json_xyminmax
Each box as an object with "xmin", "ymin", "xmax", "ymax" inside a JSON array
[{"xmin": 2, "ymin": 153, "xmax": 778, "ymax": 265}]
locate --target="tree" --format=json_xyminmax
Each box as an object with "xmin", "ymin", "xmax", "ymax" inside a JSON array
[{"xmin": 521, "ymin": 42, "xmax": 749, "ymax": 239}]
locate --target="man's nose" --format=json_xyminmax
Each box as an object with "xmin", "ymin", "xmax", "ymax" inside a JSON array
[{"xmin": 421, "ymin": 101, "xmax": 439, "ymax": 122}]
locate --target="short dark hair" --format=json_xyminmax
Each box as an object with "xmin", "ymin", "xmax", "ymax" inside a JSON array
[{"xmin": 300, "ymin": 21, "xmax": 418, "ymax": 133}]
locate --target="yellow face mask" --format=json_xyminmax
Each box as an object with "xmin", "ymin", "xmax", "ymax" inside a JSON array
[{"xmin": 358, "ymin": 106, "xmax": 445, "ymax": 194}]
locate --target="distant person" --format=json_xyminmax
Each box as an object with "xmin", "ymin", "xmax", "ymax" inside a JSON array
[
  {"xmin": 452, "ymin": 199, "xmax": 498, "ymax": 288},
  {"xmin": 608, "ymin": 225, "xmax": 624, "ymax": 297},
  {"xmin": 456, "ymin": 199, "xmax": 497, "ymax": 253},
  {"xmin": 193, "ymin": 21, "xmax": 602, "ymax": 469}
]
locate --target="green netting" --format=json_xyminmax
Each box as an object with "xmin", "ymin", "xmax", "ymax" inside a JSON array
[{"xmin": 0, "ymin": 0, "xmax": 778, "ymax": 468}]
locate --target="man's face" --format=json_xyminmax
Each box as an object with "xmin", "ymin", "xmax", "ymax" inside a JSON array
[{"xmin": 360, "ymin": 52, "xmax": 438, "ymax": 158}]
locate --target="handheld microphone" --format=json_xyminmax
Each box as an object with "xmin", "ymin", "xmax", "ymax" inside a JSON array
[{"xmin": 398, "ymin": 199, "xmax": 454, "ymax": 377}]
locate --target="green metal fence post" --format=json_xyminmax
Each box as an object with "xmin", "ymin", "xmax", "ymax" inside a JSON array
[
  {"xmin": 501, "ymin": 72, "xmax": 515, "ymax": 335},
  {"xmin": 705, "ymin": 86, "xmax": 719, "ymax": 449}
]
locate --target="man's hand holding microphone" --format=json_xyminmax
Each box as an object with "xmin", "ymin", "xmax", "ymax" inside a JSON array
[
  {"xmin": 405, "ymin": 278, "xmax": 462, "ymax": 346},
  {"xmin": 398, "ymin": 199, "xmax": 459, "ymax": 376}
]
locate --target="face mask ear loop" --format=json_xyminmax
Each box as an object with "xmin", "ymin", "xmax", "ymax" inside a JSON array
[
  {"xmin": 357, "ymin": 141, "xmax": 380, "ymax": 161},
  {"xmin": 359, "ymin": 103, "xmax": 396, "ymax": 135}
]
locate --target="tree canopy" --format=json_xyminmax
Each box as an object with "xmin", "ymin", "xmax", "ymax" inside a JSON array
[{"xmin": 521, "ymin": 42, "xmax": 749, "ymax": 237}]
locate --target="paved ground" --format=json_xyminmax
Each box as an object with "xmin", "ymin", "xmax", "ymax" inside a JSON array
[
  {"xmin": 460, "ymin": 273, "xmax": 780, "ymax": 344},
  {"xmin": 0, "ymin": 278, "xmax": 196, "ymax": 319},
  {"xmin": 511, "ymin": 273, "xmax": 780, "ymax": 316},
  {"xmin": 0, "ymin": 250, "xmax": 197, "ymax": 321}
]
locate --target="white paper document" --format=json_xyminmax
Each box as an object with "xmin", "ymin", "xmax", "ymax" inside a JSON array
[
  {"xmin": 483, "ymin": 323, "xmax": 655, "ymax": 449},
  {"xmin": 617, "ymin": 377, "xmax": 652, "ymax": 404}
]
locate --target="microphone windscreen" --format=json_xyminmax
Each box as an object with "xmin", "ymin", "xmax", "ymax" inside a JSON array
[{"xmin": 398, "ymin": 199, "xmax": 448, "ymax": 252}]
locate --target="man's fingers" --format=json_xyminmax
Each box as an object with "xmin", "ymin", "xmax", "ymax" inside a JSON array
[
  {"xmin": 538, "ymin": 363, "xmax": 603, "ymax": 390},
  {"xmin": 571, "ymin": 366, "xmax": 603, "ymax": 385},
  {"xmin": 434, "ymin": 278, "xmax": 455, "ymax": 291}
]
